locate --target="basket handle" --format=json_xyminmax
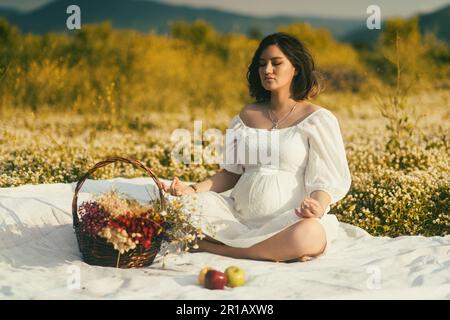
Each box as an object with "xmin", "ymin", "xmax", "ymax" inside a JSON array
[{"xmin": 72, "ymin": 157, "xmax": 166, "ymax": 228}]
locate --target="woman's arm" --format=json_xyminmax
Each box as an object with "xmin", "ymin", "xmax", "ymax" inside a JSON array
[
  {"xmin": 192, "ymin": 169, "xmax": 241, "ymax": 193},
  {"xmin": 165, "ymin": 169, "xmax": 242, "ymax": 196},
  {"xmin": 309, "ymin": 190, "xmax": 331, "ymax": 216}
]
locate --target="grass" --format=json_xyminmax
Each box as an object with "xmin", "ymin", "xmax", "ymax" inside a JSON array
[{"xmin": 1, "ymin": 91, "xmax": 448, "ymax": 237}]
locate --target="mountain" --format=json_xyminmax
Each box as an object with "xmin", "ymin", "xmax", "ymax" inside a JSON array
[
  {"xmin": 1, "ymin": 0, "xmax": 448, "ymax": 44},
  {"xmin": 419, "ymin": 4, "xmax": 450, "ymax": 43},
  {"xmin": 0, "ymin": 7, "xmax": 20, "ymax": 19},
  {"xmin": 0, "ymin": 0, "xmax": 363, "ymax": 39},
  {"xmin": 344, "ymin": 4, "xmax": 450, "ymax": 46}
]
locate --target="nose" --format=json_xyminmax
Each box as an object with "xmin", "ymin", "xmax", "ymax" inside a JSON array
[{"xmin": 263, "ymin": 62, "xmax": 274, "ymax": 74}]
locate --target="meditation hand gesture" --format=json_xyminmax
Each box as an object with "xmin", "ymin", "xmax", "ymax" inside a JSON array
[
  {"xmin": 162, "ymin": 176, "xmax": 196, "ymax": 196},
  {"xmin": 295, "ymin": 197, "xmax": 325, "ymax": 218}
]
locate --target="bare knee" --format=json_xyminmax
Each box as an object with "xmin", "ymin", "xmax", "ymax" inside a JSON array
[
  {"xmin": 291, "ymin": 219, "xmax": 326, "ymax": 259},
  {"xmin": 246, "ymin": 219, "xmax": 327, "ymax": 262}
]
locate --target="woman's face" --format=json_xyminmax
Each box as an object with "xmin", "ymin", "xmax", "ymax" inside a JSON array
[{"xmin": 258, "ymin": 44, "xmax": 297, "ymax": 93}]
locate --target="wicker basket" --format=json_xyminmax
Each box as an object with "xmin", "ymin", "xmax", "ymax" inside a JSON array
[{"xmin": 72, "ymin": 157, "xmax": 167, "ymax": 268}]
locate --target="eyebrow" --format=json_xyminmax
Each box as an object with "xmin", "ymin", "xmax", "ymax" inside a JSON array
[{"xmin": 259, "ymin": 57, "xmax": 284, "ymax": 61}]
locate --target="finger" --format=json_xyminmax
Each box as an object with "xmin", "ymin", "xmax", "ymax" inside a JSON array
[
  {"xmin": 309, "ymin": 200, "xmax": 320, "ymax": 207},
  {"xmin": 306, "ymin": 197, "xmax": 319, "ymax": 204},
  {"xmin": 304, "ymin": 199, "xmax": 320, "ymax": 212},
  {"xmin": 307, "ymin": 201, "xmax": 318, "ymax": 211},
  {"xmin": 170, "ymin": 178, "xmax": 177, "ymax": 191},
  {"xmin": 312, "ymin": 201, "xmax": 323, "ymax": 213},
  {"xmin": 309, "ymin": 201, "xmax": 324, "ymax": 215},
  {"xmin": 170, "ymin": 184, "xmax": 180, "ymax": 196},
  {"xmin": 295, "ymin": 207, "xmax": 314, "ymax": 218},
  {"xmin": 175, "ymin": 177, "xmax": 185, "ymax": 187},
  {"xmin": 307, "ymin": 199, "xmax": 319, "ymax": 207},
  {"xmin": 301, "ymin": 208, "xmax": 315, "ymax": 218},
  {"xmin": 299, "ymin": 202, "xmax": 311, "ymax": 212},
  {"xmin": 302, "ymin": 202, "xmax": 312, "ymax": 212}
]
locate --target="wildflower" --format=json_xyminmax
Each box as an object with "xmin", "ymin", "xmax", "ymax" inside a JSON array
[{"xmin": 78, "ymin": 189, "xmax": 208, "ymax": 254}]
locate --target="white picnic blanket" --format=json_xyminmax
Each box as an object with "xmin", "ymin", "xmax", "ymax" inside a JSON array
[{"xmin": 0, "ymin": 177, "xmax": 449, "ymax": 299}]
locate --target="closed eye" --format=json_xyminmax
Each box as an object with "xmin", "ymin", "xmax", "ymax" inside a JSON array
[{"xmin": 259, "ymin": 63, "xmax": 282, "ymax": 67}]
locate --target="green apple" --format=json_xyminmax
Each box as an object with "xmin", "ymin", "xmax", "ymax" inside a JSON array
[{"xmin": 224, "ymin": 266, "xmax": 246, "ymax": 288}]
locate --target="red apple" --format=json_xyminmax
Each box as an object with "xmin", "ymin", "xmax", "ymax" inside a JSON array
[{"xmin": 204, "ymin": 270, "xmax": 227, "ymax": 290}]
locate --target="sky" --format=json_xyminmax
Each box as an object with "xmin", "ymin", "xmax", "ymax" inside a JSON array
[{"xmin": 0, "ymin": 0, "xmax": 449, "ymax": 18}]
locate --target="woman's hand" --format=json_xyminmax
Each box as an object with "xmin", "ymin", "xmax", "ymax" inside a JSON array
[
  {"xmin": 295, "ymin": 197, "xmax": 325, "ymax": 219},
  {"xmin": 162, "ymin": 176, "xmax": 196, "ymax": 196}
]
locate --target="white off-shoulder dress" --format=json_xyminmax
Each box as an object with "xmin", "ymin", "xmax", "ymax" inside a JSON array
[{"xmin": 186, "ymin": 107, "xmax": 352, "ymax": 251}]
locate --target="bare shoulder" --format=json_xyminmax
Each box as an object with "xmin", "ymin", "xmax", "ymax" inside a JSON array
[
  {"xmin": 238, "ymin": 101, "xmax": 331, "ymax": 125},
  {"xmin": 304, "ymin": 102, "xmax": 335, "ymax": 120},
  {"xmin": 304, "ymin": 102, "xmax": 326, "ymax": 113},
  {"xmin": 239, "ymin": 103, "xmax": 262, "ymax": 122}
]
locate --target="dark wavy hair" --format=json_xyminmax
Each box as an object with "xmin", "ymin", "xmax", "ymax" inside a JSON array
[{"xmin": 246, "ymin": 32, "xmax": 322, "ymax": 103}]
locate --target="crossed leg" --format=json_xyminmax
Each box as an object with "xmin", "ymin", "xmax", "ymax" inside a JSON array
[{"xmin": 193, "ymin": 218, "xmax": 327, "ymax": 262}]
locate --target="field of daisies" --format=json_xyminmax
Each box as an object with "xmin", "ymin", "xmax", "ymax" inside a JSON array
[
  {"xmin": 1, "ymin": 90, "xmax": 448, "ymax": 237},
  {"xmin": 0, "ymin": 18, "xmax": 449, "ymax": 237}
]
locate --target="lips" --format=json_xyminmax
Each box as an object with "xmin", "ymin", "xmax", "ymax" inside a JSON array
[{"xmin": 265, "ymin": 77, "xmax": 275, "ymax": 80}]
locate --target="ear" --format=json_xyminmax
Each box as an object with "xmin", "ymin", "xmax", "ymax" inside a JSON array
[{"xmin": 294, "ymin": 68, "xmax": 299, "ymax": 76}]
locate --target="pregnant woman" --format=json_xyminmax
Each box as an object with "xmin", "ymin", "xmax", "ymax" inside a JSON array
[{"xmin": 163, "ymin": 32, "xmax": 351, "ymax": 262}]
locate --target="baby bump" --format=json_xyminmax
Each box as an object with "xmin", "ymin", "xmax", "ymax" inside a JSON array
[{"xmin": 231, "ymin": 172, "xmax": 304, "ymax": 218}]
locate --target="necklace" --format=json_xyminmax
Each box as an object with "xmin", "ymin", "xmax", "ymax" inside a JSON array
[{"xmin": 267, "ymin": 102, "xmax": 298, "ymax": 130}]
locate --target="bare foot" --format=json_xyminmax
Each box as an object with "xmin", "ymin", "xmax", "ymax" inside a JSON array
[
  {"xmin": 299, "ymin": 255, "xmax": 314, "ymax": 262},
  {"xmin": 284, "ymin": 255, "xmax": 314, "ymax": 263}
]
